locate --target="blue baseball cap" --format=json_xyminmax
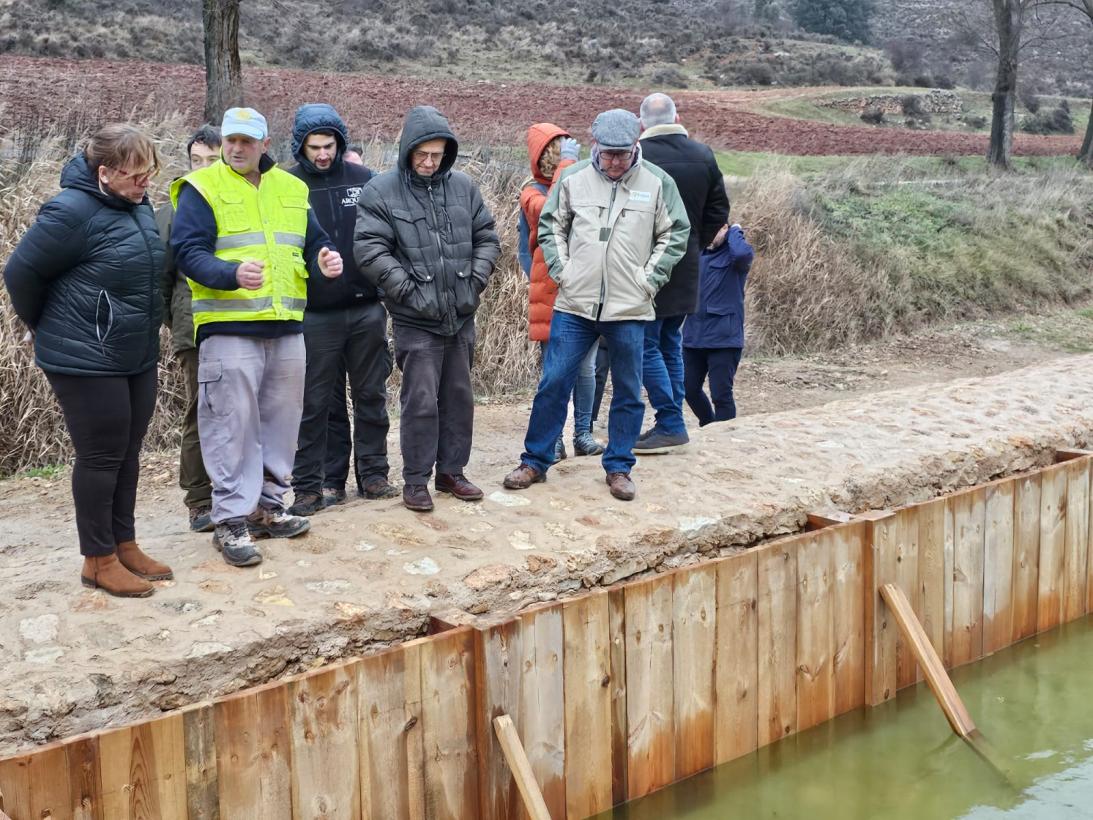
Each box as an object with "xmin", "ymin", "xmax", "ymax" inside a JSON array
[{"xmin": 221, "ymin": 107, "xmax": 268, "ymax": 140}]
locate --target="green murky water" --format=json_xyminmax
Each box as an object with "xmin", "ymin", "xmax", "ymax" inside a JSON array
[{"xmin": 596, "ymin": 616, "xmax": 1093, "ymax": 820}]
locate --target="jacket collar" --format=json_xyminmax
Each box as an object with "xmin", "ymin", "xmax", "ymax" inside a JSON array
[{"xmin": 639, "ymin": 123, "xmax": 689, "ymax": 139}]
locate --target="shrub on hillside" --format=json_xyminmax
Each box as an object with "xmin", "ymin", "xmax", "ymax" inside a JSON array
[
  {"xmin": 649, "ymin": 66, "xmax": 689, "ymax": 88},
  {"xmin": 1019, "ymin": 86, "xmax": 1042, "ymax": 113},
  {"xmin": 860, "ymin": 107, "xmax": 885, "ymax": 125},
  {"xmin": 1021, "ymin": 101, "xmax": 1074, "ymax": 135}
]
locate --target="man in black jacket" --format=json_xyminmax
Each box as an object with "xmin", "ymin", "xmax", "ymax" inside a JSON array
[
  {"xmin": 634, "ymin": 93, "xmax": 730, "ymax": 454},
  {"xmin": 354, "ymin": 105, "xmax": 500, "ymax": 512},
  {"xmin": 286, "ymin": 104, "xmax": 397, "ymax": 515}
]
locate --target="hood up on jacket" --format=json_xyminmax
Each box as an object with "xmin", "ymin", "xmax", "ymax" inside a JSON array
[
  {"xmin": 291, "ymin": 103, "xmax": 349, "ymax": 175},
  {"xmin": 61, "ymin": 153, "xmax": 144, "ymax": 210},
  {"xmin": 525, "ymin": 123, "xmax": 570, "ymax": 186},
  {"xmin": 397, "ymin": 105, "xmax": 458, "ymax": 180}
]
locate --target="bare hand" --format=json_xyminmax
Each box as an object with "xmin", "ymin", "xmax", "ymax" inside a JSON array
[
  {"xmin": 707, "ymin": 224, "xmax": 730, "ymax": 250},
  {"xmin": 236, "ymin": 260, "xmax": 265, "ymax": 290},
  {"xmin": 318, "ymin": 247, "xmax": 343, "ymax": 279}
]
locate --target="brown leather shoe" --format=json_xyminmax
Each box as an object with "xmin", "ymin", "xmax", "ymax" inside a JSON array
[
  {"xmin": 503, "ymin": 464, "xmax": 545, "ymax": 490},
  {"xmin": 81, "ymin": 554, "xmax": 155, "ymax": 598},
  {"xmin": 116, "ymin": 540, "xmax": 174, "ymax": 581},
  {"xmin": 606, "ymin": 472, "xmax": 636, "ymax": 501},
  {"xmin": 403, "ymin": 483, "xmax": 434, "ymax": 512},
  {"xmin": 435, "ymin": 473, "xmax": 483, "ymax": 501}
]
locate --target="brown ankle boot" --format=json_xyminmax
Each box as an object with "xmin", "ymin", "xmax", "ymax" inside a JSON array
[
  {"xmin": 81, "ymin": 554, "xmax": 155, "ymax": 598},
  {"xmin": 116, "ymin": 540, "xmax": 173, "ymax": 581}
]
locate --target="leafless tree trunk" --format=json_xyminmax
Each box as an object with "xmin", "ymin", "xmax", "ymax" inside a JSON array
[
  {"xmin": 1080, "ymin": 97, "xmax": 1093, "ymax": 166},
  {"xmin": 203, "ymin": 0, "xmax": 243, "ymax": 124},
  {"xmin": 987, "ymin": 0, "xmax": 1027, "ymax": 168}
]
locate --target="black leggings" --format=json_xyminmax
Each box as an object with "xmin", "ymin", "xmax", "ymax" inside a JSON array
[{"xmin": 46, "ymin": 368, "xmax": 157, "ymax": 556}]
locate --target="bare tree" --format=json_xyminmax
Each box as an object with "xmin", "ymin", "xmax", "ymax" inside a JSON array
[
  {"xmin": 203, "ymin": 0, "xmax": 244, "ymax": 124},
  {"xmin": 1040, "ymin": 0, "xmax": 1093, "ymax": 165}
]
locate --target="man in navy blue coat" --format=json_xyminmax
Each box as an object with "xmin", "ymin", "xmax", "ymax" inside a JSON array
[{"xmin": 681, "ymin": 224, "xmax": 754, "ymax": 426}]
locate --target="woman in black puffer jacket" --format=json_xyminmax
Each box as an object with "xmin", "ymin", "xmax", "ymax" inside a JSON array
[{"xmin": 4, "ymin": 123, "xmax": 173, "ymax": 598}]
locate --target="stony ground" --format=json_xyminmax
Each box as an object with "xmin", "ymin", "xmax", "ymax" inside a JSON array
[{"xmin": 0, "ymin": 321, "xmax": 1091, "ymax": 754}]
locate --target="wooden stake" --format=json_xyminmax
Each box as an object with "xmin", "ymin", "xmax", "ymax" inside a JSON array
[
  {"xmin": 879, "ymin": 584, "xmax": 976, "ymax": 738},
  {"xmin": 492, "ymin": 715, "xmax": 552, "ymax": 820}
]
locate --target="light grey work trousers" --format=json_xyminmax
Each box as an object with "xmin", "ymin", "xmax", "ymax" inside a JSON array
[{"xmin": 197, "ymin": 333, "xmax": 306, "ymax": 523}]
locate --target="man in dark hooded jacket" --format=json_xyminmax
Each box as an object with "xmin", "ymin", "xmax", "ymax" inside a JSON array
[
  {"xmin": 354, "ymin": 105, "xmax": 500, "ymax": 513},
  {"xmin": 286, "ymin": 103, "xmax": 396, "ymax": 515}
]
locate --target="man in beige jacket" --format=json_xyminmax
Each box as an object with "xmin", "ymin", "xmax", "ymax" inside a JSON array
[{"xmin": 504, "ymin": 109, "xmax": 690, "ymax": 501}]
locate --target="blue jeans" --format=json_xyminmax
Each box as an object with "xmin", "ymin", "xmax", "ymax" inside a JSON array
[
  {"xmin": 642, "ymin": 315, "xmax": 687, "ymax": 436},
  {"xmin": 539, "ymin": 339, "xmax": 598, "ymax": 437},
  {"xmin": 521, "ymin": 313, "xmax": 645, "ymax": 476}
]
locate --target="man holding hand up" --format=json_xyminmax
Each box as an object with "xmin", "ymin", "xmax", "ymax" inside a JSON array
[{"xmin": 171, "ymin": 107, "xmax": 343, "ymax": 567}]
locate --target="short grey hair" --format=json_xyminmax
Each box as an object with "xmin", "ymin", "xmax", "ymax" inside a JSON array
[{"xmin": 640, "ymin": 93, "xmax": 677, "ymax": 127}]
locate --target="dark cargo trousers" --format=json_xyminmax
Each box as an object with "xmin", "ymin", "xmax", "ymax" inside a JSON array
[
  {"xmin": 293, "ymin": 301, "xmax": 391, "ymax": 496},
  {"xmin": 392, "ymin": 319, "xmax": 475, "ymax": 485}
]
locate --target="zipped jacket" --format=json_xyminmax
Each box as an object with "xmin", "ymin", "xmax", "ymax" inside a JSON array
[
  {"xmin": 538, "ymin": 149, "xmax": 690, "ymax": 322},
  {"xmin": 353, "ymin": 105, "xmax": 500, "ymax": 336}
]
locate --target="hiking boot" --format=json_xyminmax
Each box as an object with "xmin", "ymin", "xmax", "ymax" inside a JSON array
[
  {"xmin": 633, "ymin": 429, "xmax": 690, "ymax": 454},
  {"xmin": 188, "ymin": 505, "xmax": 214, "ymax": 533},
  {"xmin": 435, "ymin": 473, "xmax": 484, "ymax": 501},
  {"xmin": 322, "ymin": 486, "xmax": 348, "ymax": 507},
  {"xmin": 360, "ymin": 477, "xmax": 399, "ymax": 500},
  {"xmin": 212, "ymin": 519, "xmax": 263, "ymax": 567},
  {"xmin": 288, "ymin": 491, "xmax": 326, "ymax": 517},
  {"xmin": 403, "ymin": 483, "xmax": 434, "ymax": 512},
  {"xmin": 553, "ymin": 437, "xmax": 568, "ymax": 463},
  {"xmin": 81, "ymin": 553, "xmax": 155, "ymax": 598},
  {"xmin": 503, "ymin": 464, "xmax": 545, "ymax": 490},
  {"xmin": 606, "ymin": 472, "xmax": 636, "ymax": 501},
  {"xmin": 246, "ymin": 506, "xmax": 311, "ymax": 539},
  {"xmin": 573, "ymin": 431, "xmax": 605, "ymax": 456},
  {"xmin": 116, "ymin": 540, "xmax": 173, "ymax": 581}
]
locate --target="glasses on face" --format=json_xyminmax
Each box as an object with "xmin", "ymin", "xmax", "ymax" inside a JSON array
[
  {"xmin": 600, "ymin": 150, "xmax": 633, "ymax": 164},
  {"xmin": 108, "ymin": 165, "xmax": 159, "ymax": 185},
  {"xmin": 412, "ymin": 150, "xmax": 445, "ymax": 164}
]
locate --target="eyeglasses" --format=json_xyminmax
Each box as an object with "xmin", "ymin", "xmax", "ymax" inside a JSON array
[
  {"xmin": 599, "ymin": 150, "xmax": 633, "ymax": 163},
  {"xmin": 108, "ymin": 165, "xmax": 159, "ymax": 185},
  {"xmin": 412, "ymin": 150, "xmax": 445, "ymax": 164}
]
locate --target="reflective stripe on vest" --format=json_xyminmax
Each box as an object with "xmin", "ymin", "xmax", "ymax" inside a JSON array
[{"xmin": 170, "ymin": 161, "xmax": 311, "ymax": 337}]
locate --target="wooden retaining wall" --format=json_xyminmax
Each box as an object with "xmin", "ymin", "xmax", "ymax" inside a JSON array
[{"xmin": 2, "ymin": 453, "xmax": 1091, "ymax": 820}]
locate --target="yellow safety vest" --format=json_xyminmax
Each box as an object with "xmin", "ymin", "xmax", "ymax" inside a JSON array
[{"xmin": 169, "ymin": 161, "xmax": 310, "ymax": 336}]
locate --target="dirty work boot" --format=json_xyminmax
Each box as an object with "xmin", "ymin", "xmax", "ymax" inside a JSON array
[
  {"xmin": 553, "ymin": 436, "xmax": 568, "ymax": 463},
  {"xmin": 606, "ymin": 472, "xmax": 636, "ymax": 501},
  {"xmin": 116, "ymin": 540, "xmax": 174, "ymax": 581},
  {"xmin": 212, "ymin": 518, "xmax": 263, "ymax": 567},
  {"xmin": 573, "ymin": 431, "xmax": 605, "ymax": 456},
  {"xmin": 288, "ymin": 491, "xmax": 326, "ymax": 517},
  {"xmin": 403, "ymin": 484, "xmax": 434, "ymax": 512},
  {"xmin": 435, "ymin": 473, "xmax": 484, "ymax": 501},
  {"xmin": 360, "ymin": 477, "xmax": 399, "ymax": 500},
  {"xmin": 503, "ymin": 463, "xmax": 545, "ymax": 490},
  {"xmin": 188, "ymin": 504, "xmax": 214, "ymax": 533},
  {"xmin": 246, "ymin": 506, "xmax": 311, "ymax": 539},
  {"xmin": 81, "ymin": 553, "xmax": 155, "ymax": 598},
  {"xmin": 633, "ymin": 428, "xmax": 689, "ymax": 454},
  {"xmin": 322, "ymin": 486, "xmax": 348, "ymax": 507}
]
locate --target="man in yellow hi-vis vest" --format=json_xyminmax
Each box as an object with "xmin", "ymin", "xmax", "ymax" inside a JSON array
[{"xmin": 171, "ymin": 108, "xmax": 344, "ymax": 568}]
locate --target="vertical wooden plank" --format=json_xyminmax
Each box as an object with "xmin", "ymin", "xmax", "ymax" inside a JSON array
[
  {"xmin": 1063, "ymin": 458, "xmax": 1090, "ymax": 622},
  {"xmin": 0, "ymin": 753, "xmax": 30, "ymax": 820},
  {"xmin": 672, "ymin": 565, "xmax": 716, "ymax": 779},
  {"xmin": 516, "ymin": 606, "xmax": 566, "ymax": 820},
  {"xmin": 624, "ymin": 574, "xmax": 675, "ymax": 800},
  {"xmin": 796, "ymin": 531, "xmax": 834, "ymax": 731},
  {"xmin": 951, "ymin": 489, "xmax": 986, "ymax": 667},
  {"xmin": 420, "ymin": 628, "xmax": 479, "ymax": 820},
  {"xmin": 943, "ymin": 499, "xmax": 956, "ymax": 668},
  {"xmin": 182, "ymin": 703, "xmax": 218, "ymax": 820},
  {"xmin": 562, "ymin": 592, "xmax": 612, "ymax": 820},
  {"xmin": 917, "ymin": 499, "xmax": 946, "ymax": 663},
  {"xmin": 213, "ymin": 684, "xmax": 293, "ymax": 820},
  {"xmin": 758, "ymin": 537, "xmax": 798, "ymax": 744},
  {"xmin": 360, "ymin": 644, "xmax": 425, "ymax": 820},
  {"xmin": 714, "ymin": 550, "xmax": 758, "ymax": 763},
  {"xmin": 892, "ymin": 508, "xmax": 921, "ymax": 689},
  {"xmin": 832, "ymin": 522, "xmax": 865, "ymax": 715},
  {"xmin": 1012, "ymin": 472, "xmax": 1042, "ymax": 642},
  {"xmin": 20, "ymin": 744, "xmax": 72, "ymax": 820},
  {"xmin": 1037, "ymin": 462, "xmax": 1067, "ymax": 633},
  {"xmin": 983, "ymin": 480, "xmax": 1016, "ymax": 654},
  {"xmin": 863, "ymin": 512, "xmax": 898, "ymax": 705},
  {"xmin": 145, "ymin": 714, "xmax": 187, "ymax": 819},
  {"xmin": 290, "ymin": 660, "xmax": 361, "ymax": 819},
  {"xmin": 98, "ymin": 715, "xmax": 186, "ymax": 820},
  {"xmin": 475, "ymin": 619, "xmax": 523, "ymax": 820},
  {"xmin": 607, "ymin": 586, "xmax": 628, "ymax": 806},
  {"xmin": 66, "ymin": 734, "xmax": 104, "ymax": 820}
]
